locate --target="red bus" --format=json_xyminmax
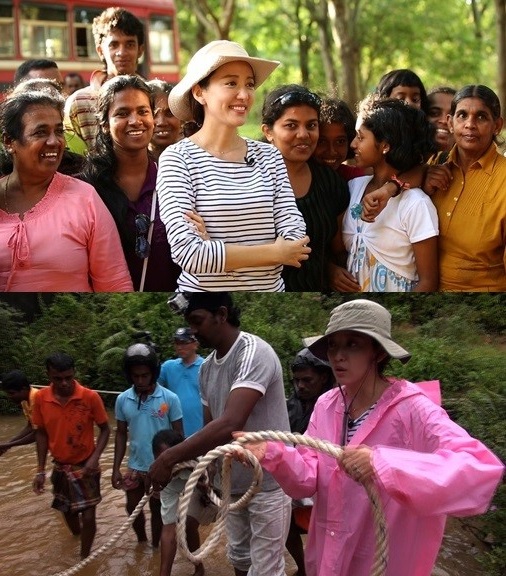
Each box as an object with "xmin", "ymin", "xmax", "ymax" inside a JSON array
[{"xmin": 0, "ymin": 0, "xmax": 180, "ymax": 90}]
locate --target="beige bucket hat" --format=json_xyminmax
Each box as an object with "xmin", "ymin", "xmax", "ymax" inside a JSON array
[
  {"xmin": 305, "ymin": 299, "xmax": 411, "ymax": 364},
  {"xmin": 169, "ymin": 40, "xmax": 280, "ymax": 122}
]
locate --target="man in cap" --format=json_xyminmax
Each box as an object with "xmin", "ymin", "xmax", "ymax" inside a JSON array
[
  {"xmin": 158, "ymin": 327, "xmax": 204, "ymax": 438},
  {"xmin": 149, "ymin": 292, "xmax": 291, "ymax": 576}
]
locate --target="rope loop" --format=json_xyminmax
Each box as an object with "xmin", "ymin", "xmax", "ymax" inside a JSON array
[{"xmin": 176, "ymin": 431, "xmax": 388, "ymax": 576}]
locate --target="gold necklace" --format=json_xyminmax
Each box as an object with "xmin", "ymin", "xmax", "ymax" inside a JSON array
[
  {"xmin": 194, "ymin": 134, "xmax": 244, "ymax": 156},
  {"xmin": 2, "ymin": 173, "xmax": 10, "ymax": 213}
]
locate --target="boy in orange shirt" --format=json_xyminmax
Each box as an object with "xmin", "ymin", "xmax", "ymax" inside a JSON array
[{"xmin": 31, "ymin": 352, "xmax": 110, "ymax": 559}]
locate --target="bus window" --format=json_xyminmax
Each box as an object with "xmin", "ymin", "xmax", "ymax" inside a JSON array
[
  {"xmin": 0, "ymin": 2, "xmax": 14, "ymax": 57},
  {"xmin": 149, "ymin": 14, "xmax": 175, "ymax": 64},
  {"xmin": 74, "ymin": 7, "xmax": 102, "ymax": 59},
  {"xmin": 20, "ymin": 4, "xmax": 68, "ymax": 59}
]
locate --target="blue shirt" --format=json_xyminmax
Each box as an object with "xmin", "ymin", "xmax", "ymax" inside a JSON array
[
  {"xmin": 158, "ymin": 355, "xmax": 204, "ymax": 437},
  {"xmin": 115, "ymin": 383, "xmax": 183, "ymax": 471}
]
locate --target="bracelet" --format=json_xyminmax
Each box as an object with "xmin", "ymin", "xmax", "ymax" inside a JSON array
[
  {"xmin": 387, "ymin": 174, "xmax": 410, "ymax": 197},
  {"xmin": 36, "ymin": 471, "xmax": 46, "ymax": 476}
]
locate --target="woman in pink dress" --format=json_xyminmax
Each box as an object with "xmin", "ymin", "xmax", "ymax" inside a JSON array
[{"xmin": 0, "ymin": 86, "xmax": 132, "ymax": 291}]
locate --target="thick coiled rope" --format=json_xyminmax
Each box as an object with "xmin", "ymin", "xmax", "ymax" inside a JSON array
[{"xmin": 176, "ymin": 431, "xmax": 389, "ymax": 576}]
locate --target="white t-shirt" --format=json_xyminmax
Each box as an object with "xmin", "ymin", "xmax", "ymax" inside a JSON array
[
  {"xmin": 157, "ymin": 138, "xmax": 306, "ymax": 291},
  {"xmin": 342, "ymin": 175, "xmax": 439, "ymax": 282}
]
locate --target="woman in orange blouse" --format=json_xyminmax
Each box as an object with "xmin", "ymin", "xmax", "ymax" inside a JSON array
[{"xmin": 428, "ymin": 84, "xmax": 506, "ymax": 291}]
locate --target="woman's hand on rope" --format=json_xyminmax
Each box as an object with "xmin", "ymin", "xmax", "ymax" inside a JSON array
[
  {"xmin": 341, "ymin": 445, "xmax": 375, "ymax": 483},
  {"xmin": 231, "ymin": 431, "xmax": 267, "ymax": 464}
]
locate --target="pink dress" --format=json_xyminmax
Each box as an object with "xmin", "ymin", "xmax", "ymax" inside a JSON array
[
  {"xmin": 261, "ymin": 379, "xmax": 504, "ymax": 576},
  {"xmin": 0, "ymin": 172, "xmax": 133, "ymax": 291}
]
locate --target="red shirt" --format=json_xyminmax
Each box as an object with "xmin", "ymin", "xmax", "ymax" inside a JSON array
[{"xmin": 32, "ymin": 381, "xmax": 108, "ymax": 464}]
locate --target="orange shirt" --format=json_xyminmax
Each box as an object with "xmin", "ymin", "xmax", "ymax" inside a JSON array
[
  {"xmin": 430, "ymin": 143, "xmax": 506, "ymax": 291},
  {"xmin": 31, "ymin": 381, "xmax": 108, "ymax": 464}
]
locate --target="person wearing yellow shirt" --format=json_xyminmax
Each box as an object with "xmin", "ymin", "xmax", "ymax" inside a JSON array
[
  {"xmin": 426, "ymin": 84, "xmax": 506, "ymax": 291},
  {"xmin": 0, "ymin": 370, "xmax": 38, "ymax": 455}
]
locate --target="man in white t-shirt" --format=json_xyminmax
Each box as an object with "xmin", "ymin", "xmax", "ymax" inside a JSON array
[{"xmin": 149, "ymin": 292, "xmax": 291, "ymax": 576}]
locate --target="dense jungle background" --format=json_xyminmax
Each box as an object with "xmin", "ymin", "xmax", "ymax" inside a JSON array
[{"xmin": 0, "ymin": 293, "xmax": 504, "ymax": 574}]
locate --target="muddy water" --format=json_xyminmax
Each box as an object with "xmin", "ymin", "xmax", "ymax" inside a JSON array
[{"xmin": 0, "ymin": 413, "xmax": 486, "ymax": 576}]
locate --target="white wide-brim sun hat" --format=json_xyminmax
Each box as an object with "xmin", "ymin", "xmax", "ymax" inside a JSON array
[
  {"xmin": 305, "ymin": 299, "xmax": 411, "ymax": 364},
  {"xmin": 169, "ymin": 40, "xmax": 280, "ymax": 122}
]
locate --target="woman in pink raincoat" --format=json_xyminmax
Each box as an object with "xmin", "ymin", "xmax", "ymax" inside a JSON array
[{"xmin": 235, "ymin": 299, "xmax": 504, "ymax": 576}]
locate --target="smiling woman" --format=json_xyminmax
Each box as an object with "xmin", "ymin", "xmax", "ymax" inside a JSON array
[
  {"xmin": 156, "ymin": 40, "xmax": 310, "ymax": 292},
  {"xmin": 0, "ymin": 85, "xmax": 133, "ymax": 292},
  {"xmin": 78, "ymin": 75, "xmax": 180, "ymax": 291}
]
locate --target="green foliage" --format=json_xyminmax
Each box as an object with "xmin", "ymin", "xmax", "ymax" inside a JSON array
[{"xmin": 175, "ymin": 0, "xmax": 499, "ymax": 106}]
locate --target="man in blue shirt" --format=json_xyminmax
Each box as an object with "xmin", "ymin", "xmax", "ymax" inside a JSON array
[
  {"xmin": 112, "ymin": 343, "xmax": 183, "ymax": 547},
  {"xmin": 158, "ymin": 327, "xmax": 204, "ymax": 438}
]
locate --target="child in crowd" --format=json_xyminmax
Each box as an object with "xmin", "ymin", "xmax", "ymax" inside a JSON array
[
  {"xmin": 312, "ymin": 97, "xmax": 365, "ymax": 181},
  {"xmin": 375, "ymin": 68, "xmax": 430, "ymax": 113},
  {"xmin": 152, "ymin": 429, "xmax": 218, "ymax": 576},
  {"xmin": 337, "ymin": 96, "xmax": 439, "ymax": 292}
]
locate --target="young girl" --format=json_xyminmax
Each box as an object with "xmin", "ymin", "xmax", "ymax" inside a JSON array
[
  {"xmin": 312, "ymin": 97, "xmax": 365, "ymax": 181},
  {"xmin": 261, "ymin": 85, "xmax": 349, "ymax": 292},
  {"xmin": 234, "ymin": 299, "xmax": 504, "ymax": 576},
  {"xmin": 156, "ymin": 41, "xmax": 310, "ymax": 291},
  {"xmin": 339, "ymin": 96, "xmax": 439, "ymax": 292},
  {"xmin": 79, "ymin": 75, "xmax": 180, "ymax": 291},
  {"xmin": 375, "ymin": 68, "xmax": 430, "ymax": 113}
]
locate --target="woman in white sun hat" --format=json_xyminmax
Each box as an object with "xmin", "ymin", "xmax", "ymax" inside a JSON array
[
  {"xmin": 234, "ymin": 299, "xmax": 503, "ymax": 576},
  {"xmin": 156, "ymin": 40, "xmax": 310, "ymax": 292}
]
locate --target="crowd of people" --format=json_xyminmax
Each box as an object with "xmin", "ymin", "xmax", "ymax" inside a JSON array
[
  {"xmin": 0, "ymin": 6, "xmax": 504, "ymax": 292},
  {"xmin": 1, "ymin": 293, "xmax": 503, "ymax": 576}
]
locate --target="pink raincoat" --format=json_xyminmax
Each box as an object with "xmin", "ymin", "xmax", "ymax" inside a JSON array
[{"xmin": 262, "ymin": 379, "xmax": 503, "ymax": 576}]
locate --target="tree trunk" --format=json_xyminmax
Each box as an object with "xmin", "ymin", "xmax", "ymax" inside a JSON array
[
  {"xmin": 327, "ymin": 0, "xmax": 361, "ymax": 106},
  {"xmin": 495, "ymin": 0, "xmax": 506, "ymax": 118}
]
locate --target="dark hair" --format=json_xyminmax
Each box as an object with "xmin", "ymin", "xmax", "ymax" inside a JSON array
[
  {"xmin": 319, "ymin": 97, "xmax": 357, "ymax": 160},
  {"xmin": 262, "ymin": 84, "xmax": 321, "ymax": 127},
  {"xmin": 428, "ymin": 86, "xmax": 457, "ymax": 100},
  {"xmin": 11, "ymin": 78, "xmax": 63, "ymax": 96},
  {"xmin": 14, "ymin": 59, "xmax": 59, "ymax": 85},
  {"xmin": 186, "ymin": 73, "xmax": 212, "ymax": 128},
  {"xmin": 0, "ymin": 89, "xmax": 65, "ymax": 175},
  {"xmin": 152, "ymin": 428, "xmax": 184, "ymax": 456},
  {"xmin": 357, "ymin": 95, "xmax": 436, "ymax": 172},
  {"xmin": 0, "ymin": 370, "xmax": 30, "ymax": 392},
  {"xmin": 147, "ymin": 78, "xmax": 175, "ymax": 98},
  {"xmin": 375, "ymin": 69, "xmax": 429, "ymax": 114},
  {"xmin": 291, "ymin": 348, "xmax": 335, "ymax": 391},
  {"xmin": 92, "ymin": 7, "xmax": 144, "ymax": 49},
  {"xmin": 185, "ymin": 292, "xmax": 241, "ymax": 327},
  {"xmin": 451, "ymin": 84, "xmax": 501, "ymax": 119},
  {"xmin": 45, "ymin": 352, "xmax": 75, "ymax": 372},
  {"xmin": 64, "ymin": 72, "xmax": 85, "ymax": 86},
  {"xmin": 450, "ymin": 84, "xmax": 503, "ymax": 146},
  {"xmin": 79, "ymin": 75, "xmax": 154, "ymax": 247}
]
